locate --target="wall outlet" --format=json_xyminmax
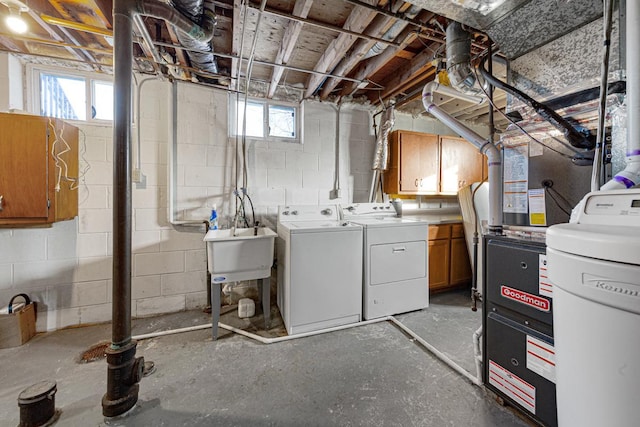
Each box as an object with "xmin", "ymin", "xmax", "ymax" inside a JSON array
[{"xmin": 132, "ymin": 168, "xmax": 142, "ymax": 183}]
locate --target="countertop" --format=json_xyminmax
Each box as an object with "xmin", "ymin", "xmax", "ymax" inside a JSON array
[{"xmin": 402, "ymin": 213, "xmax": 463, "ymax": 224}]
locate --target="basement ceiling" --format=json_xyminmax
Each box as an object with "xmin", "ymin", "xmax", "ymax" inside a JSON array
[{"xmin": 0, "ymin": 0, "xmax": 603, "ymax": 127}]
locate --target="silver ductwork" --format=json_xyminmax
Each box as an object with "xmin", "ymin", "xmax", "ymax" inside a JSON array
[
  {"xmin": 362, "ymin": 5, "xmax": 422, "ymax": 60},
  {"xmin": 372, "ymin": 105, "xmax": 395, "ymax": 171},
  {"xmin": 172, "ymin": 0, "xmax": 219, "ymax": 78},
  {"xmin": 446, "ymin": 21, "xmax": 483, "ymax": 96}
]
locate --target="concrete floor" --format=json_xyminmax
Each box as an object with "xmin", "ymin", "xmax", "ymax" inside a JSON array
[{"xmin": 0, "ymin": 290, "xmax": 533, "ymax": 426}]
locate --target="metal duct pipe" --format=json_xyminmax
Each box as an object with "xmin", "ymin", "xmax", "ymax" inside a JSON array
[
  {"xmin": 422, "ymin": 82, "xmax": 502, "ymax": 231},
  {"xmin": 103, "ymin": 0, "xmax": 145, "ymax": 417},
  {"xmin": 446, "ymin": 21, "xmax": 481, "ymax": 96},
  {"xmin": 372, "ymin": 105, "xmax": 394, "ymax": 171},
  {"xmin": 134, "ymin": 0, "xmax": 214, "ymax": 43},
  {"xmin": 362, "ymin": 5, "xmax": 422, "ymax": 60},
  {"xmin": 172, "ymin": 0, "xmax": 219, "ymax": 78},
  {"xmin": 602, "ymin": 0, "xmax": 640, "ymax": 189}
]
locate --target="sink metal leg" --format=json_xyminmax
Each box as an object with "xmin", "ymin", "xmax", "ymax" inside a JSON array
[
  {"xmin": 261, "ymin": 277, "xmax": 270, "ymax": 330},
  {"xmin": 210, "ymin": 281, "xmax": 221, "ymax": 340}
]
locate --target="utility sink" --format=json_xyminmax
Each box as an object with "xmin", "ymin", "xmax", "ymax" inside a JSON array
[{"xmin": 203, "ymin": 227, "xmax": 276, "ymax": 283}]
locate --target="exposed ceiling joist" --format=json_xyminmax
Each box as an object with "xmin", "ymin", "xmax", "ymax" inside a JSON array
[
  {"xmin": 304, "ymin": 0, "xmax": 378, "ymax": 98},
  {"xmin": 267, "ymin": 0, "xmax": 313, "ymax": 98}
]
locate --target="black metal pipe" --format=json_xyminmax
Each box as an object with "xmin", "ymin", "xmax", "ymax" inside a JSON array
[
  {"xmin": 103, "ymin": 0, "xmax": 143, "ymax": 417},
  {"xmin": 112, "ymin": 0, "xmax": 134, "ymax": 348},
  {"xmin": 479, "ymin": 55, "xmax": 596, "ymax": 150}
]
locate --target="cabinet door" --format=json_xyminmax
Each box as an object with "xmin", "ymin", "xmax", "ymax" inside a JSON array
[
  {"xmin": 439, "ymin": 136, "xmax": 485, "ymax": 194},
  {"xmin": 0, "ymin": 115, "xmax": 49, "ymax": 220},
  {"xmin": 399, "ymin": 132, "xmax": 422, "ymax": 192},
  {"xmin": 428, "ymin": 238, "xmax": 450, "ymax": 290},
  {"xmin": 450, "ymin": 237, "xmax": 472, "ymax": 286},
  {"xmin": 398, "ymin": 132, "xmax": 439, "ymax": 194}
]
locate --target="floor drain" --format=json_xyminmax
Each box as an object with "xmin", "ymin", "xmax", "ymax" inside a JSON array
[{"xmin": 78, "ymin": 341, "xmax": 110, "ymax": 363}]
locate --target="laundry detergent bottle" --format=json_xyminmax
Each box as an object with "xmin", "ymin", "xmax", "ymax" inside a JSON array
[{"xmin": 209, "ymin": 205, "xmax": 219, "ymax": 230}]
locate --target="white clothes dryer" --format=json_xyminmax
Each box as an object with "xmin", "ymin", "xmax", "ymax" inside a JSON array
[{"xmin": 342, "ymin": 203, "xmax": 429, "ymax": 319}]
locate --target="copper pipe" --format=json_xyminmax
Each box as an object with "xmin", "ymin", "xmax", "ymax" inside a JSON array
[
  {"xmin": 0, "ymin": 32, "xmax": 113, "ymax": 54},
  {"xmin": 40, "ymin": 14, "xmax": 113, "ymax": 37}
]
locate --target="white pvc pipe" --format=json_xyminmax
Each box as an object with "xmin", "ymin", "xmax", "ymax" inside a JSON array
[
  {"xmin": 132, "ymin": 323, "xmax": 212, "ymax": 341},
  {"xmin": 602, "ymin": 0, "xmax": 640, "ymax": 190},
  {"xmin": 218, "ymin": 317, "xmax": 391, "ymax": 344},
  {"xmin": 427, "ymin": 82, "xmax": 485, "ymax": 105},
  {"xmin": 422, "ymin": 82, "xmax": 503, "ymax": 231},
  {"xmin": 472, "ymin": 325, "xmax": 483, "ymax": 384},
  {"xmin": 388, "ymin": 317, "xmax": 483, "ymax": 386},
  {"xmin": 132, "ymin": 315, "xmax": 482, "ymax": 387}
]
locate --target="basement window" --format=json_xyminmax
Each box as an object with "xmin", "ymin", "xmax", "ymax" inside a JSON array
[
  {"xmin": 229, "ymin": 96, "xmax": 300, "ymax": 142},
  {"xmin": 28, "ymin": 66, "xmax": 113, "ymax": 122}
]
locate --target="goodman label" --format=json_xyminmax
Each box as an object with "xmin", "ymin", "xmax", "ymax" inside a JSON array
[{"xmin": 501, "ymin": 286, "xmax": 550, "ymax": 312}]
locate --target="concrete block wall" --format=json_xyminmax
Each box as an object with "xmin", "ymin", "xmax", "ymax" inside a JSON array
[
  {"xmin": 0, "ymin": 73, "xmax": 378, "ymax": 331},
  {"xmin": 173, "ymin": 84, "xmax": 376, "ymax": 228}
]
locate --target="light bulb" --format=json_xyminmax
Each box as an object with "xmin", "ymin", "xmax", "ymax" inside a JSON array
[{"xmin": 6, "ymin": 13, "xmax": 27, "ymax": 34}]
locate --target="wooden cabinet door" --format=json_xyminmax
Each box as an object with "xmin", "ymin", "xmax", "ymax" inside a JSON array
[
  {"xmin": 399, "ymin": 132, "xmax": 422, "ymax": 193},
  {"xmin": 0, "ymin": 115, "xmax": 49, "ymax": 220},
  {"xmin": 450, "ymin": 237, "xmax": 472, "ymax": 286},
  {"xmin": 416, "ymin": 134, "xmax": 439, "ymax": 193},
  {"xmin": 386, "ymin": 130, "xmax": 438, "ymax": 194},
  {"xmin": 439, "ymin": 136, "xmax": 485, "ymax": 194},
  {"xmin": 428, "ymin": 238, "xmax": 450, "ymax": 291}
]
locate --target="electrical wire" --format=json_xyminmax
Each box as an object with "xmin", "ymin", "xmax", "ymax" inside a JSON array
[
  {"xmin": 48, "ymin": 119, "xmax": 78, "ymax": 191},
  {"xmin": 544, "ymin": 186, "xmax": 572, "ymax": 216}
]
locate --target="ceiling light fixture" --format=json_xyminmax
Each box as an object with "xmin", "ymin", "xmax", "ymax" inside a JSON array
[
  {"xmin": 3, "ymin": 1, "xmax": 29, "ymax": 34},
  {"xmin": 6, "ymin": 9, "xmax": 27, "ymax": 34}
]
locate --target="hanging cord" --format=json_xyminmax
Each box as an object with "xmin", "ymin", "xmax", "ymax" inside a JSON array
[
  {"xmin": 590, "ymin": 0, "xmax": 614, "ymax": 191},
  {"xmin": 49, "ymin": 119, "xmax": 78, "ymax": 191},
  {"xmin": 472, "ymin": 65, "xmax": 578, "ymax": 160},
  {"xmin": 541, "ymin": 180, "xmax": 573, "ymax": 217}
]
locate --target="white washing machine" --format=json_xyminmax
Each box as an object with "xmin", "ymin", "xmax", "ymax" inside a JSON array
[
  {"xmin": 342, "ymin": 203, "xmax": 429, "ymax": 319},
  {"xmin": 547, "ymin": 189, "xmax": 640, "ymax": 427},
  {"xmin": 276, "ymin": 205, "xmax": 363, "ymax": 335}
]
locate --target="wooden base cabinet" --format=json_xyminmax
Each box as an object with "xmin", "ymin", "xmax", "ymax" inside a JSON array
[
  {"xmin": 0, "ymin": 113, "xmax": 78, "ymax": 226},
  {"xmin": 428, "ymin": 223, "xmax": 472, "ymax": 292}
]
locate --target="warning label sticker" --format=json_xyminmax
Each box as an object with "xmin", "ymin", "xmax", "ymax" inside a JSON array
[
  {"xmin": 539, "ymin": 254, "xmax": 553, "ymax": 298},
  {"xmin": 489, "ymin": 360, "xmax": 536, "ymax": 414},
  {"xmin": 526, "ymin": 335, "xmax": 556, "ymax": 384}
]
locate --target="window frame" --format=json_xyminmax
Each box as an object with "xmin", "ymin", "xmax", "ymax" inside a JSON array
[
  {"xmin": 27, "ymin": 64, "xmax": 114, "ymax": 124},
  {"xmin": 229, "ymin": 94, "xmax": 302, "ymax": 143}
]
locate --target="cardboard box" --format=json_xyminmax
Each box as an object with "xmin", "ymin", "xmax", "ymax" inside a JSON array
[{"xmin": 0, "ymin": 294, "xmax": 36, "ymax": 349}]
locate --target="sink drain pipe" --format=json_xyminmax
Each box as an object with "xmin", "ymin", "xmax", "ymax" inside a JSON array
[{"xmin": 132, "ymin": 316, "xmax": 482, "ymax": 387}]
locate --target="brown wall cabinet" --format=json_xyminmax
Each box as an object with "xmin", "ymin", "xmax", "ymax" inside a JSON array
[
  {"xmin": 428, "ymin": 223, "xmax": 472, "ymax": 292},
  {"xmin": 0, "ymin": 113, "xmax": 79, "ymax": 226},
  {"xmin": 384, "ymin": 130, "xmax": 486, "ymax": 195}
]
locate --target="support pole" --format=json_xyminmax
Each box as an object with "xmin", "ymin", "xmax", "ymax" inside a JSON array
[{"xmin": 102, "ymin": 0, "xmax": 144, "ymax": 417}]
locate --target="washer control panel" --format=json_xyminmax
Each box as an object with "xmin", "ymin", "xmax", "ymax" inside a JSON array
[{"xmin": 278, "ymin": 205, "xmax": 339, "ymax": 222}]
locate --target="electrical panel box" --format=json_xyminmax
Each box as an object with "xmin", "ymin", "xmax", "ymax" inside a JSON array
[
  {"xmin": 483, "ymin": 234, "xmax": 557, "ymax": 427},
  {"xmin": 0, "ymin": 113, "xmax": 79, "ymax": 226}
]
